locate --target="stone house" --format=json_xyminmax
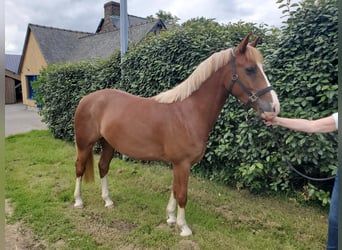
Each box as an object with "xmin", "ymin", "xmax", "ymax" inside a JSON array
[{"xmin": 19, "ymin": 1, "xmax": 168, "ymax": 108}]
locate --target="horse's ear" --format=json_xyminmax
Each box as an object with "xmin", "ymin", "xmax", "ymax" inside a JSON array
[
  {"xmin": 249, "ymin": 36, "xmax": 260, "ymax": 47},
  {"xmin": 236, "ymin": 33, "xmax": 252, "ymax": 54}
]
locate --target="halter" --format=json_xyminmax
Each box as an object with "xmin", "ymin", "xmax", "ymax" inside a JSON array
[{"xmin": 227, "ymin": 49, "xmax": 273, "ymax": 110}]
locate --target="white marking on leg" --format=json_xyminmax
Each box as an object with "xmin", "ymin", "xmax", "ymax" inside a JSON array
[
  {"xmin": 177, "ymin": 206, "xmax": 192, "ymax": 236},
  {"xmin": 74, "ymin": 177, "xmax": 83, "ymax": 208},
  {"xmin": 257, "ymin": 63, "xmax": 280, "ymax": 114},
  {"xmin": 166, "ymin": 191, "xmax": 177, "ymax": 226},
  {"xmin": 101, "ymin": 176, "xmax": 113, "ymax": 208}
]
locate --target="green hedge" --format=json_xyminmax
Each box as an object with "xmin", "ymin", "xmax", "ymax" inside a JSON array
[
  {"xmin": 264, "ymin": 0, "xmax": 338, "ymax": 204},
  {"xmin": 33, "ymin": 53, "xmax": 121, "ymax": 141},
  {"xmin": 34, "ymin": 0, "xmax": 337, "ymax": 205}
]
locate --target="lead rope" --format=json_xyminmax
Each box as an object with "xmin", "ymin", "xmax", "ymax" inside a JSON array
[
  {"xmin": 243, "ymin": 115, "xmax": 336, "ymax": 181},
  {"xmin": 269, "ymin": 126, "xmax": 336, "ymax": 182}
]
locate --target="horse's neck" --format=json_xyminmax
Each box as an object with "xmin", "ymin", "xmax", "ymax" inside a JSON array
[{"xmin": 184, "ymin": 68, "xmax": 230, "ymax": 135}]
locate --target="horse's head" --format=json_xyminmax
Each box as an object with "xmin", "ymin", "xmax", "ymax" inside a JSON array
[{"xmin": 225, "ymin": 33, "xmax": 280, "ymax": 118}]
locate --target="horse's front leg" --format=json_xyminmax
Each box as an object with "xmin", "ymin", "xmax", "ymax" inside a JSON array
[
  {"xmin": 74, "ymin": 177, "xmax": 83, "ymax": 208},
  {"xmin": 166, "ymin": 191, "xmax": 177, "ymax": 226},
  {"xmin": 177, "ymin": 205, "xmax": 192, "ymax": 236},
  {"xmin": 171, "ymin": 162, "xmax": 192, "ymax": 236}
]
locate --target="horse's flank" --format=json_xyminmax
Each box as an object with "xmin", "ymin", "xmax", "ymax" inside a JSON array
[{"xmin": 152, "ymin": 46, "xmax": 264, "ymax": 104}]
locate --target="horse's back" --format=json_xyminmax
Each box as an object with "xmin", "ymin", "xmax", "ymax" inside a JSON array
[
  {"xmin": 76, "ymin": 89, "xmax": 139, "ymax": 114},
  {"xmin": 79, "ymin": 88, "xmax": 134, "ymax": 104}
]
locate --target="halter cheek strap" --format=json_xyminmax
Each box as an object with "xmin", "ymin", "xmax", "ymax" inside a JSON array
[{"xmin": 227, "ymin": 49, "xmax": 273, "ymax": 110}]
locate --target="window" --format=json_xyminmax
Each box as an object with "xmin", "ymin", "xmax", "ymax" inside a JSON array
[{"xmin": 26, "ymin": 75, "xmax": 37, "ymax": 100}]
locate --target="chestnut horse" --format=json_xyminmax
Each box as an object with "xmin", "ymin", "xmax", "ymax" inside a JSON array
[{"xmin": 73, "ymin": 34, "xmax": 280, "ymax": 236}]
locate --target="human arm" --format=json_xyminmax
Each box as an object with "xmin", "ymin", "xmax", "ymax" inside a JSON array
[{"xmin": 264, "ymin": 114, "xmax": 337, "ymax": 133}]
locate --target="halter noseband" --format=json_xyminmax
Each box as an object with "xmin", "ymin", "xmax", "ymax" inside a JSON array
[{"xmin": 227, "ymin": 49, "xmax": 273, "ymax": 110}]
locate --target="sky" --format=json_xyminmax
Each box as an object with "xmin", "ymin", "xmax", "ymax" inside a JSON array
[{"xmin": 5, "ymin": 0, "xmax": 287, "ymax": 54}]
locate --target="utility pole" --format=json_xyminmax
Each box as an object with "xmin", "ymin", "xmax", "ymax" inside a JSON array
[{"xmin": 120, "ymin": 0, "xmax": 128, "ymax": 62}]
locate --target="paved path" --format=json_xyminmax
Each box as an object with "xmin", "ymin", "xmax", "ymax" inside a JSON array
[
  {"xmin": 5, "ymin": 103, "xmax": 48, "ymax": 249},
  {"xmin": 5, "ymin": 103, "xmax": 47, "ymax": 136}
]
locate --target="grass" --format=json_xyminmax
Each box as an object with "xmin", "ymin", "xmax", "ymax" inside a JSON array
[{"xmin": 5, "ymin": 130, "xmax": 328, "ymax": 249}]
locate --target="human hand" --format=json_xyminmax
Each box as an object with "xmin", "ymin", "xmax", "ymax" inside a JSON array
[
  {"xmin": 263, "ymin": 119, "xmax": 277, "ymax": 126},
  {"xmin": 260, "ymin": 112, "xmax": 279, "ymax": 127},
  {"xmin": 260, "ymin": 112, "xmax": 277, "ymax": 121}
]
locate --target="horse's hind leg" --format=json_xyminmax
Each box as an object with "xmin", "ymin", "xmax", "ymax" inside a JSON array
[
  {"xmin": 98, "ymin": 138, "xmax": 115, "ymax": 208},
  {"xmin": 74, "ymin": 144, "xmax": 94, "ymax": 208},
  {"xmin": 74, "ymin": 176, "xmax": 83, "ymax": 208}
]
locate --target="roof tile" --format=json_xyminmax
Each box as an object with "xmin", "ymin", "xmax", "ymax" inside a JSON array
[
  {"xmin": 29, "ymin": 19, "xmax": 167, "ymax": 64},
  {"xmin": 5, "ymin": 54, "xmax": 21, "ymax": 73}
]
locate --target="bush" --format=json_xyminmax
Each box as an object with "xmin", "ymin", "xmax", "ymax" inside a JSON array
[
  {"xmin": 264, "ymin": 0, "xmax": 338, "ymax": 203},
  {"xmin": 33, "ymin": 53, "xmax": 121, "ymax": 141},
  {"xmin": 34, "ymin": 2, "xmax": 337, "ymax": 205}
]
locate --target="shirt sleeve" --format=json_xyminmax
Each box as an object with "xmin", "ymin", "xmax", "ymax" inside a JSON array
[{"xmin": 332, "ymin": 113, "xmax": 338, "ymax": 129}]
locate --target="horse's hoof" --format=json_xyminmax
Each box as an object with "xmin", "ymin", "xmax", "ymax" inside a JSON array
[
  {"xmin": 179, "ymin": 225, "xmax": 192, "ymax": 237},
  {"xmin": 105, "ymin": 200, "xmax": 114, "ymax": 208},
  {"xmin": 105, "ymin": 203, "xmax": 114, "ymax": 209},
  {"xmin": 74, "ymin": 204, "xmax": 84, "ymax": 209},
  {"xmin": 167, "ymin": 221, "xmax": 176, "ymax": 227},
  {"xmin": 167, "ymin": 216, "xmax": 176, "ymax": 227}
]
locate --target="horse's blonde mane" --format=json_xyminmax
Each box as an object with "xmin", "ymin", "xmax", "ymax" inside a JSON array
[
  {"xmin": 152, "ymin": 46, "xmax": 264, "ymax": 103},
  {"xmin": 152, "ymin": 48, "xmax": 233, "ymax": 103}
]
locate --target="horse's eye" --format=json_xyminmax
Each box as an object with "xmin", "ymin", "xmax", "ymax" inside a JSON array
[{"xmin": 245, "ymin": 67, "xmax": 256, "ymax": 75}]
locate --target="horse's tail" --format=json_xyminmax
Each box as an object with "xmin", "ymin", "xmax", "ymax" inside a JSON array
[{"xmin": 83, "ymin": 151, "xmax": 95, "ymax": 182}]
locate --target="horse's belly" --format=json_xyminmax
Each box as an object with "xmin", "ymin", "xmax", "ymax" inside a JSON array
[{"xmin": 103, "ymin": 128, "xmax": 167, "ymax": 161}]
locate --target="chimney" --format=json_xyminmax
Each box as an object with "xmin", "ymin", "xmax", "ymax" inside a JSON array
[
  {"xmin": 100, "ymin": 1, "xmax": 120, "ymax": 33},
  {"xmin": 104, "ymin": 1, "xmax": 120, "ymax": 17}
]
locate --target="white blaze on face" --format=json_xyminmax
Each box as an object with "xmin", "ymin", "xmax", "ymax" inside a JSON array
[{"xmin": 257, "ymin": 63, "xmax": 280, "ymax": 114}]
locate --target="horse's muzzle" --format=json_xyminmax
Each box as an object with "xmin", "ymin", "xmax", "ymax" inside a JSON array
[{"xmin": 255, "ymin": 100, "xmax": 278, "ymax": 119}]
